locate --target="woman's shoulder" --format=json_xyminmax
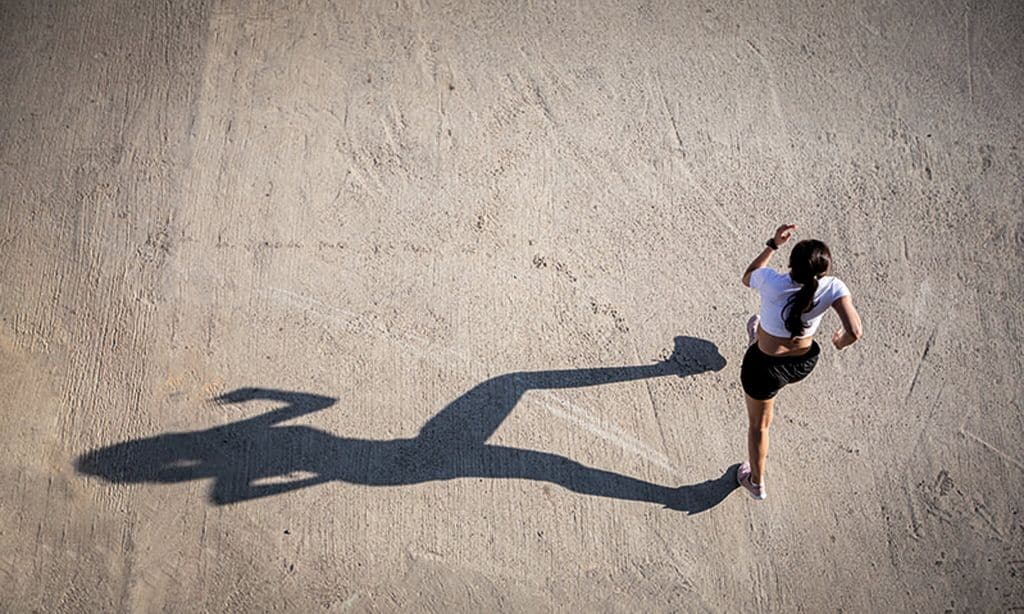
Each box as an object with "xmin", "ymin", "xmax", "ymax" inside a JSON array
[
  {"xmin": 757, "ymin": 267, "xmax": 790, "ymax": 282},
  {"xmin": 750, "ymin": 267, "xmax": 789, "ymax": 289},
  {"xmin": 819, "ymin": 275, "xmax": 851, "ymax": 299}
]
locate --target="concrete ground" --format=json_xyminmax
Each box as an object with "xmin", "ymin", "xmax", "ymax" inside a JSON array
[{"xmin": 1, "ymin": 0, "xmax": 1021, "ymax": 611}]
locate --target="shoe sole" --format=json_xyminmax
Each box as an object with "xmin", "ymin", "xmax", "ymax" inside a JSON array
[{"xmin": 746, "ymin": 315, "xmax": 759, "ymax": 346}]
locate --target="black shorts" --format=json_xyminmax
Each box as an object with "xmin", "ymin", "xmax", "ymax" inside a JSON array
[{"xmin": 740, "ymin": 341, "xmax": 821, "ymax": 400}]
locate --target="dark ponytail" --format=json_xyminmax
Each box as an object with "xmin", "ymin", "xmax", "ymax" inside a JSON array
[{"xmin": 782, "ymin": 240, "xmax": 832, "ymax": 338}]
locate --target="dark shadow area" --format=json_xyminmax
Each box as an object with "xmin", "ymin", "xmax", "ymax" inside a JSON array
[{"xmin": 76, "ymin": 336, "xmax": 738, "ymax": 514}]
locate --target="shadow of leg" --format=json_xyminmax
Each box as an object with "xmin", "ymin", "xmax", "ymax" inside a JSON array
[
  {"xmin": 464, "ymin": 445, "xmax": 726, "ymax": 512},
  {"xmin": 461, "ymin": 446, "xmax": 739, "ymax": 514},
  {"xmin": 672, "ymin": 464, "xmax": 741, "ymax": 515}
]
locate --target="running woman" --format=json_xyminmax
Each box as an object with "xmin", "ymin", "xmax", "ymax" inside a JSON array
[{"xmin": 737, "ymin": 224, "xmax": 863, "ymax": 500}]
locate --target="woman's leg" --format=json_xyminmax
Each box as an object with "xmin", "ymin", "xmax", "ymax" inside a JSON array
[{"xmin": 745, "ymin": 394, "xmax": 774, "ymax": 484}]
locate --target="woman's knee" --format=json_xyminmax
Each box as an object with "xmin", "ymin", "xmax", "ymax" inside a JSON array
[
  {"xmin": 745, "ymin": 397, "xmax": 774, "ymax": 429},
  {"xmin": 748, "ymin": 424, "xmax": 771, "ymax": 438}
]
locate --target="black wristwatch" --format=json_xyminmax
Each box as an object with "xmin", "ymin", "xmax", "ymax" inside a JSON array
[{"xmin": 766, "ymin": 238, "xmax": 778, "ymax": 250}]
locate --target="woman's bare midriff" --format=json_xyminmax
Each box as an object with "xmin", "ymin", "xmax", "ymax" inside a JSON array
[{"xmin": 756, "ymin": 326, "xmax": 814, "ymax": 357}]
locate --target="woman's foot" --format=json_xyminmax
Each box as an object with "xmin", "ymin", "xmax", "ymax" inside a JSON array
[
  {"xmin": 746, "ymin": 315, "xmax": 760, "ymax": 346},
  {"xmin": 736, "ymin": 461, "xmax": 767, "ymax": 500}
]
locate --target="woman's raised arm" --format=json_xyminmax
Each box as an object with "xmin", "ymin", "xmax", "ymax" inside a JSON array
[{"xmin": 742, "ymin": 224, "xmax": 797, "ymax": 287}]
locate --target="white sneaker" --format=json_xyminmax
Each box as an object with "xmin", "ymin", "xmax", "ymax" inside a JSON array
[
  {"xmin": 746, "ymin": 315, "xmax": 760, "ymax": 346},
  {"xmin": 737, "ymin": 461, "xmax": 767, "ymax": 500}
]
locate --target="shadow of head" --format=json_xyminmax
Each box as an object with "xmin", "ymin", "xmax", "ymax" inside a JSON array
[
  {"xmin": 76, "ymin": 388, "xmax": 337, "ymax": 486},
  {"xmin": 76, "ymin": 433, "xmax": 209, "ymax": 484},
  {"xmin": 668, "ymin": 335, "xmax": 727, "ymax": 375}
]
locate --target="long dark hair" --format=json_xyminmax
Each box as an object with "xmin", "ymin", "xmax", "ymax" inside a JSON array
[{"xmin": 783, "ymin": 240, "xmax": 832, "ymax": 338}]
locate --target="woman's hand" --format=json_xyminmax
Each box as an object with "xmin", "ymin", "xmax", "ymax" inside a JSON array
[
  {"xmin": 832, "ymin": 326, "xmax": 861, "ymax": 350},
  {"xmin": 774, "ymin": 224, "xmax": 797, "ymax": 246},
  {"xmin": 832, "ymin": 327, "xmax": 847, "ymax": 350}
]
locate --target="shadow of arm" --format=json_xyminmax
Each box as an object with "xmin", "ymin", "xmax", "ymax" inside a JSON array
[
  {"xmin": 210, "ymin": 472, "xmax": 331, "ymax": 505},
  {"xmin": 214, "ymin": 388, "xmax": 336, "ymax": 426}
]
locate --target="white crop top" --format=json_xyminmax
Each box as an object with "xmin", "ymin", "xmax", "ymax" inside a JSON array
[{"xmin": 749, "ymin": 268, "xmax": 850, "ymax": 338}]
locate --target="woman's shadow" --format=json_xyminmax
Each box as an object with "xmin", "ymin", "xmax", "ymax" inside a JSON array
[{"xmin": 76, "ymin": 336, "xmax": 739, "ymax": 514}]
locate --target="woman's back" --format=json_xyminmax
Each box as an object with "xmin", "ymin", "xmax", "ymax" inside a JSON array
[{"xmin": 750, "ymin": 267, "xmax": 850, "ymax": 340}]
